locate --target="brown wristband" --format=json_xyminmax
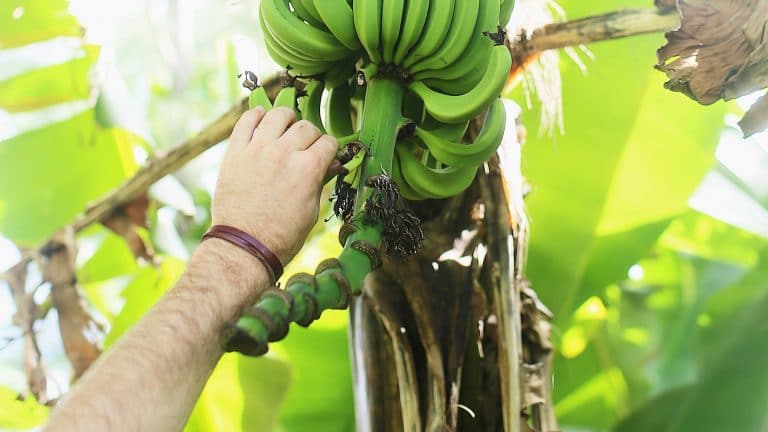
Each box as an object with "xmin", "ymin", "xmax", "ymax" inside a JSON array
[{"xmin": 202, "ymin": 225, "xmax": 283, "ymax": 284}]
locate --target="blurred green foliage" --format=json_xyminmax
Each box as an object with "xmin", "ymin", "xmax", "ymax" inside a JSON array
[{"xmin": 1, "ymin": 1, "xmax": 766, "ymax": 431}]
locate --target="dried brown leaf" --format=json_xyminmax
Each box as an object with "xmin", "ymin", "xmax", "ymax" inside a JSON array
[
  {"xmin": 43, "ymin": 229, "xmax": 102, "ymax": 379},
  {"xmin": 656, "ymin": 0, "xmax": 768, "ymax": 135}
]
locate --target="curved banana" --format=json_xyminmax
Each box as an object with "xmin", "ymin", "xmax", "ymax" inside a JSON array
[
  {"xmin": 273, "ymin": 85, "xmax": 298, "ymax": 112},
  {"xmin": 290, "ymin": 0, "xmax": 325, "ymax": 28},
  {"xmin": 298, "ymin": 79, "xmax": 326, "ymax": 133},
  {"xmin": 421, "ymin": 116, "xmax": 469, "ymax": 141},
  {"xmin": 499, "ymin": 0, "xmax": 515, "ymax": 26},
  {"xmin": 414, "ymin": 98, "xmax": 505, "ymax": 167},
  {"xmin": 392, "ymin": 151, "xmax": 429, "ymax": 201},
  {"xmin": 392, "ymin": 0, "xmax": 429, "ymax": 65},
  {"xmin": 262, "ymin": 27, "xmax": 331, "ymax": 75},
  {"xmin": 413, "ymin": 0, "xmax": 499, "ymax": 81},
  {"xmin": 402, "ymin": 0, "xmax": 455, "ymax": 68},
  {"xmin": 353, "ymin": 0, "xmax": 383, "ymax": 63},
  {"xmin": 380, "ymin": 0, "xmax": 405, "ymax": 63},
  {"xmin": 314, "ymin": 0, "xmax": 362, "ymax": 50},
  {"xmin": 409, "ymin": 44, "xmax": 511, "ymax": 123},
  {"xmin": 395, "ymin": 139, "xmax": 478, "ymax": 199},
  {"xmin": 261, "ymin": 0, "xmax": 349, "ymax": 61},
  {"xmin": 408, "ymin": 0, "xmax": 480, "ymax": 73},
  {"xmin": 326, "ymin": 83, "xmax": 355, "ymax": 137},
  {"xmin": 297, "ymin": 0, "xmax": 324, "ymax": 26}
]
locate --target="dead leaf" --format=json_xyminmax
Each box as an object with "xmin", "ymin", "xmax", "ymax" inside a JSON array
[
  {"xmin": 43, "ymin": 229, "xmax": 102, "ymax": 380},
  {"xmin": 656, "ymin": 0, "xmax": 768, "ymax": 135},
  {"xmin": 739, "ymin": 93, "xmax": 768, "ymax": 137}
]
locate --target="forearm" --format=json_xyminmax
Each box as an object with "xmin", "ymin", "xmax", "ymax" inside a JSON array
[{"xmin": 45, "ymin": 240, "xmax": 269, "ymax": 432}]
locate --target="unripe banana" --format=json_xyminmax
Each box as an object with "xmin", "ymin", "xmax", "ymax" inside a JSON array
[
  {"xmin": 414, "ymin": 98, "xmax": 506, "ymax": 167},
  {"xmin": 273, "ymin": 85, "xmax": 298, "ymax": 114},
  {"xmin": 499, "ymin": 0, "xmax": 515, "ymax": 26},
  {"xmin": 353, "ymin": 0, "xmax": 383, "ymax": 63},
  {"xmin": 298, "ymin": 79, "xmax": 326, "ymax": 133},
  {"xmin": 380, "ymin": 0, "xmax": 405, "ymax": 63},
  {"xmin": 409, "ymin": 0, "xmax": 480, "ymax": 73},
  {"xmin": 413, "ymin": 0, "xmax": 499, "ymax": 81},
  {"xmin": 314, "ymin": 0, "xmax": 362, "ymax": 50},
  {"xmin": 326, "ymin": 83, "xmax": 355, "ymax": 137},
  {"xmin": 392, "ymin": 0, "xmax": 429, "ymax": 65},
  {"xmin": 290, "ymin": 0, "xmax": 325, "ymax": 28},
  {"xmin": 409, "ymin": 44, "xmax": 511, "ymax": 124},
  {"xmin": 261, "ymin": 0, "xmax": 349, "ymax": 61},
  {"xmin": 395, "ymin": 139, "xmax": 478, "ymax": 199},
  {"xmin": 403, "ymin": 0, "xmax": 456, "ymax": 68}
]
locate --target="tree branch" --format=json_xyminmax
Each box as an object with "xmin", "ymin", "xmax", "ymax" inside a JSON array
[
  {"xmin": 509, "ymin": 8, "xmax": 680, "ymax": 67},
  {"xmin": 72, "ymin": 97, "xmax": 248, "ymax": 232}
]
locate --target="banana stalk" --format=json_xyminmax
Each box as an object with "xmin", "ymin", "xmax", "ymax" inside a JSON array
[{"xmin": 227, "ymin": 0, "xmax": 516, "ymax": 356}]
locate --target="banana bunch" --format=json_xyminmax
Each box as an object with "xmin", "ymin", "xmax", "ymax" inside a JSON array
[{"xmin": 228, "ymin": 0, "xmax": 515, "ymax": 356}]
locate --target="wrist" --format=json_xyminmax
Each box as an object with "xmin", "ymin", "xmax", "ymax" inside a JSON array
[{"xmin": 191, "ymin": 238, "xmax": 272, "ymax": 322}]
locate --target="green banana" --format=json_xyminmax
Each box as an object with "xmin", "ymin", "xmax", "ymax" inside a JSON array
[
  {"xmin": 395, "ymin": 139, "xmax": 478, "ymax": 199},
  {"xmin": 380, "ymin": 0, "xmax": 405, "ymax": 63},
  {"xmin": 409, "ymin": 44, "xmax": 511, "ymax": 123},
  {"xmin": 298, "ymin": 79, "xmax": 326, "ymax": 133},
  {"xmin": 414, "ymin": 98, "xmax": 505, "ymax": 167},
  {"xmin": 353, "ymin": 0, "xmax": 383, "ymax": 63},
  {"xmin": 297, "ymin": 0, "xmax": 324, "ymax": 26},
  {"xmin": 261, "ymin": 0, "xmax": 349, "ymax": 61},
  {"xmin": 409, "ymin": 0, "xmax": 480, "ymax": 73},
  {"xmin": 413, "ymin": 0, "xmax": 499, "ymax": 81},
  {"xmin": 273, "ymin": 85, "xmax": 298, "ymax": 113},
  {"xmin": 392, "ymin": 0, "xmax": 429, "ymax": 65},
  {"xmin": 260, "ymin": 11, "xmax": 332, "ymax": 74},
  {"xmin": 248, "ymin": 86, "xmax": 273, "ymax": 110},
  {"xmin": 392, "ymin": 151, "xmax": 429, "ymax": 201},
  {"xmin": 422, "ymin": 116, "xmax": 469, "ymax": 141},
  {"xmin": 402, "ymin": 0, "xmax": 455, "ymax": 68},
  {"xmin": 289, "ymin": 0, "xmax": 325, "ymax": 27},
  {"xmin": 314, "ymin": 0, "xmax": 362, "ymax": 50},
  {"xmin": 326, "ymin": 83, "xmax": 355, "ymax": 137},
  {"xmin": 499, "ymin": 0, "xmax": 515, "ymax": 26}
]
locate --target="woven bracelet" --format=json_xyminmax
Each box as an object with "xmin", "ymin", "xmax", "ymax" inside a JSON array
[{"xmin": 202, "ymin": 225, "xmax": 283, "ymax": 284}]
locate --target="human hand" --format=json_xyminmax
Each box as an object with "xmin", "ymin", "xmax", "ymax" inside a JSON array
[{"xmin": 211, "ymin": 106, "xmax": 341, "ymax": 264}]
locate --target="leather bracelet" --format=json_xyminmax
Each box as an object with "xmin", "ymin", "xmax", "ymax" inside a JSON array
[{"xmin": 202, "ymin": 225, "xmax": 283, "ymax": 284}]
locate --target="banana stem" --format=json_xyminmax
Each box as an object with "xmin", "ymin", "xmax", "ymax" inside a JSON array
[
  {"xmin": 227, "ymin": 75, "xmax": 407, "ymax": 357},
  {"xmin": 355, "ymin": 77, "xmax": 405, "ymax": 207}
]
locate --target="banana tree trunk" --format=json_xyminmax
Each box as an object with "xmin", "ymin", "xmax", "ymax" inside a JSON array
[{"xmin": 349, "ymin": 125, "xmax": 559, "ymax": 432}]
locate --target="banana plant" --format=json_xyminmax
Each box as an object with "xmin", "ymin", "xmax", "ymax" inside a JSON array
[{"xmin": 228, "ymin": 0, "xmax": 515, "ymax": 357}]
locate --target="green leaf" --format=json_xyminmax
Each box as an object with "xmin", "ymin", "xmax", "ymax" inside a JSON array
[
  {"xmin": 103, "ymin": 256, "xmax": 185, "ymax": 347},
  {"xmin": 185, "ymin": 354, "xmax": 292, "ymax": 432},
  {"xmin": 615, "ymin": 257, "xmax": 768, "ymax": 432},
  {"xmin": 520, "ymin": 0, "xmax": 726, "ymax": 323},
  {"xmin": 0, "ymin": 386, "xmax": 49, "ymax": 429},
  {"xmin": 0, "ymin": 111, "xmax": 139, "ymax": 246},
  {"xmin": 0, "ymin": 45, "xmax": 98, "ymax": 112},
  {"xmin": 0, "ymin": 0, "xmax": 81, "ymax": 49},
  {"xmin": 274, "ymin": 320, "xmax": 355, "ymax": 432}
]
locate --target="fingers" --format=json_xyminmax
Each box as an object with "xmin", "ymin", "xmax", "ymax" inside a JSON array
[
  {"xmin": 229, "ymin": 107, "xmax": 266, "ymax": 150},
  {"xmin": 307, "ymin": 134, "xmax": 339, "ymax": 170},
  {"xmin": 252, "ymin": 107, "xmax": 296, "ymax": 144},
  {"xmin": 280, "ymin": 120, "xmax": 322, "ymax": 150}
]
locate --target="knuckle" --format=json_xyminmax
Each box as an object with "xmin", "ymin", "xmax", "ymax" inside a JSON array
[{"xmin": 296, "ymin": 120, "xmax": 320, "ymax": 134}]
